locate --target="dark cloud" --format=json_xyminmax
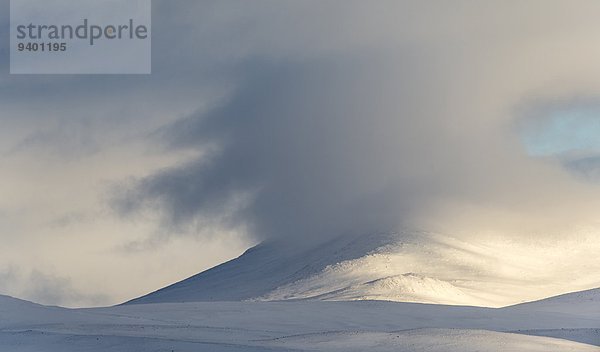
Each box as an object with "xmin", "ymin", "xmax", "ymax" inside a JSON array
[
  {"xmin": 113, "ymin": 56, "xmax": 440, "ymax": 242},
  {"xmin": 114, "ymin": 1, "xmax": 600, "ymax": 245}
]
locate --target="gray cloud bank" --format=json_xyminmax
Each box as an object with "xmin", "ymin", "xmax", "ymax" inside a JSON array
[
  {"xmin": 0, "ymin": 266, "xmax": 109, "ymax": 307},
  {"xmin": 117, "ymin": 0, "xmax": 600, "ymax": 244}
]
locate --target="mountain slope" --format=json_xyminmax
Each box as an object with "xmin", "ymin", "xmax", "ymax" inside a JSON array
[{"xmin": 126, "ymin": 233, "xmax": 398, "ymax": 304}]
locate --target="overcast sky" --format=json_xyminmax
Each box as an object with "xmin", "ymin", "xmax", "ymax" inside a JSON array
[{"xmin": 2, "ymin": 0, "xmax": 600, "ymax": 307}]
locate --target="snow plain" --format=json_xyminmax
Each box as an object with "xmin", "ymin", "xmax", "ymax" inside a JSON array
[{"xmin": 1, "ymin": 290, "xmax": 599, "ymax": 351}]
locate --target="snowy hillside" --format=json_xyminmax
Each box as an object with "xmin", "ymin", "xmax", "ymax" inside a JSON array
[
  {"xmin": 128, "ymin": 231, "xmax": 600, "ymax": 307},
  {"xmin": 126, "ymin": 233, "xmax": 400, "ymax": 304},
  {"xmin": 0, "ymin": 295, "xmax": 71, "ymax": 327},
  {"xmin": 506, "ymin": 287, "xmax": 600, "ymax": 318}
]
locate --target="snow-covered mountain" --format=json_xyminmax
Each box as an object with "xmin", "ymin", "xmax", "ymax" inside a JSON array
[{"xmin": 127, "ymin": 231, "xmax": 600, "ymax": 307}]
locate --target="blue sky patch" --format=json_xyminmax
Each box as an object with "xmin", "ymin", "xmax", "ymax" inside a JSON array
[{"xmin": 520, "ymin": 106, "xmax": 600, "ymax": 156}]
